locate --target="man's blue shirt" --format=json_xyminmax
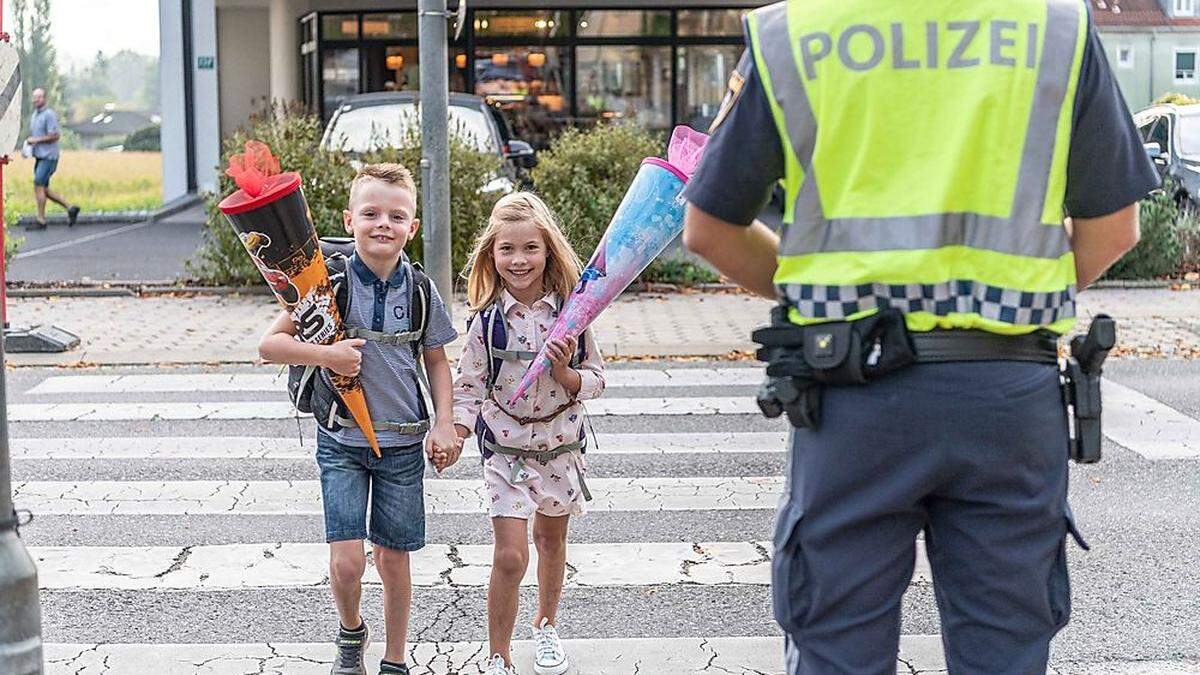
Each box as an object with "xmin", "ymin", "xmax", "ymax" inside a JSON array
[{"xmin": 30, "ymin": 107, "xmax": 60, "ymax": 160}]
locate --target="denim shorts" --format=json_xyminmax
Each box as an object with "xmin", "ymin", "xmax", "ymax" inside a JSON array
[
  {"xmin": 315, "ymin": 431, "xmax": 426, "ymax": 551},
  {"xmin": 33, "ymin": 158, "xmax": 57, "ymax": 187}
]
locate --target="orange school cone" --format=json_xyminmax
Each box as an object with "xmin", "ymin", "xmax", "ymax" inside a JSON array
[{"xmin": 218, "ymin": 141, "xmax": 382, "ymax": 457}]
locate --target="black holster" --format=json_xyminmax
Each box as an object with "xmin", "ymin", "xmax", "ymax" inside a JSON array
[
  {"xmin": 1061, "ymin": 315, "xmax": 1116, "ymax": 464},
  {"xmin": 752, "ymin": 306, "xmax": 917, "ymax": 430}
]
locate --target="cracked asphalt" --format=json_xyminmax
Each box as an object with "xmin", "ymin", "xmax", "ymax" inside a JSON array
[{"xmin": 8, "ymin": 360, "xmax": 1200, "ymax": 673}]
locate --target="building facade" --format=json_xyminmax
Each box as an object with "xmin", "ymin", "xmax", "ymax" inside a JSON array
[
  {"xmin": 159, "ymin": 0, "xmax": 760, "ymax": 202},
  {"xmin": 1092, "ymin": 0, "xmax": 1200, "ymax": 110}
]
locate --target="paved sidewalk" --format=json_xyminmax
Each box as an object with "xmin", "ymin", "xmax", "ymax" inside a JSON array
[{"xmin": 5, "ymin": 288, "xmax": 1198, "ymax": 366}]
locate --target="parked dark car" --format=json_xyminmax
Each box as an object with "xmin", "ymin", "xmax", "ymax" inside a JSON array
[
  {"xmin": 1134, "ymin": 103, "xmax": 1200, "ymax": 208},
  {"xmin": 321, "ymin": 91, "xmax": 536, "ymax": 192}
]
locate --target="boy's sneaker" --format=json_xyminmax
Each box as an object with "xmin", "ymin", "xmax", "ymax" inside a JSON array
[
  {"xmin": 485, "ymin": 654, "xmax": 518, "ymax": 675},
  {"xmin": 531, "ymin": 618, "xmax": 569, "ymax": 675},
  {"xmin": 331, "ymin": 621, "xmax": 370, "ymax": 675}
]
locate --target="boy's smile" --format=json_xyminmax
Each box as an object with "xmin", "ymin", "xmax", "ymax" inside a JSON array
[{"xmin": 343, "ymin": 179, "xmax": 420, "ymax": 277}]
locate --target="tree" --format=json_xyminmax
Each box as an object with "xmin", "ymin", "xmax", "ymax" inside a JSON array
[{"xmin": 12, "ymin": 0, "xmax": 67, "ymax": 133}]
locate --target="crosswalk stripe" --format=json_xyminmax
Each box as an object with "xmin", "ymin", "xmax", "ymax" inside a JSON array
[
  {"xmin": 31, "ymin": 540, "xmax": 781, "ymax": 590},
  {"xmin": 7, "ymin": 397, "xmax": 760, "ymax": 421},
  {"xmin": 26, "ymin": 368, "xmax": 765, "ymax": 395},
  {"xmin": 1102, "ymin": 380, "xmax": 1200, "ymax": 459},
  {"xmin": 14, "ymin": 476, "xmax": 785, "ymax": 515},
  {"xmin": 32, "ymin": 540, "xmax": 931, "ymax": 591},
  {"xmin": 8, "ymin": 433, "xmax": 788, "ymax": 460}
]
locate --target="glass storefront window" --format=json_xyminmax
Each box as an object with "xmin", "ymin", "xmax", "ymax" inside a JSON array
[
  {"xmin": 576, "ymin": 11, "xmax": 670, "ymax": 38},
  {"xmin": 474, "ymin": 46, "xmax": 568, "ymax": 148},
  {"xmin": 322, "ymin": 13, "xmax": 359, "ymax": 40},
  {"xmin": 364, "ymin": 46, "xmax": 419, "ymax": 92},
  {"xmin": 360, "ymin": 46, "xmax": 468, "ymax": 94},
  {"xmin": 577, "ymin": 45, "xmax": 671, "ymax": 130},
  {"xmin": 323, "ymin": 47, "xmax": 359, "ymax": 120},
  {"xmin": 677, "ymin": 44, "xmax": 743, "ymax": 131},
  {"xmin": 474, "ymin": 10, "xmax": 568, "ymax": 38},
  {"xmin": 677, "ymin": 9, "xmax": 745, "ymax": 37},
  {"xmin": 362, "ymin": 13, "xmax": 417, "ymax": 40}
]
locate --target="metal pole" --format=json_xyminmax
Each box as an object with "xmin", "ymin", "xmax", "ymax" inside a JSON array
[
  {"xmin": 418, "ymin": 0, "xmax": 453, "ymax": 320},
  {"xmin": 0, "ymin": 4, "xmax": 44, "ymax": 672}
]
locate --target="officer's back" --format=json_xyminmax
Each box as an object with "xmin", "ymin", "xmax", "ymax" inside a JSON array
[{"xmin": 682, "ymin": 0, "xmax": 1157, "ymax": 673}]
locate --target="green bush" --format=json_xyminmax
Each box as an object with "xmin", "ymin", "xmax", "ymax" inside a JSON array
[
  {"xmin": 1154, "ymin": 92, "xmax": 1200, "ymax": 106},
  {"xmin": 641, "ymin": 259, "xmax": 720, "ymax": 285},
  {"xmin": 191, "ymin": 103, "xmax": 503, "ymax": 286},
  {"xmin": 124, "ymin": 125, "xmax": 161, "ymax": 152},
  {"xmin": 530, "ymin": 123, "xmax": 662, "ymax": 258},
  {"xmin": 1105, "ymin": 186, "xmax": 1194, "ymax": 280}
]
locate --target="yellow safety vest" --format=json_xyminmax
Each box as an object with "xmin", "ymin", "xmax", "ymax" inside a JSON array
[{"xmin": 746, "ymin": 0, "xmax": 1087, "ymax": 335}]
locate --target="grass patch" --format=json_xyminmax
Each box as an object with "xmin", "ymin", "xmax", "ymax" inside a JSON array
[{"xmin": 4, "ymin": 151, "xmax": 162, "ymax": 216}]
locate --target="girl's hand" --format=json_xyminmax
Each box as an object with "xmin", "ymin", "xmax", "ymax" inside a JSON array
[
  {"xmin": 546, "ymin": 336, "xmax": 578, "ymax": 383},
  {"xmin": 427, "ymin": 423, "xmax": 461, "ymax": 473},
  {"xmin": 324, "ymin": 338, "xmax": 366, "ymax": 377}
]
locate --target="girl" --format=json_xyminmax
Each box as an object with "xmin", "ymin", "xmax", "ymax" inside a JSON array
[{"xmin": 453, "ymin": 192, "xmax": 606, "ymax": 675}]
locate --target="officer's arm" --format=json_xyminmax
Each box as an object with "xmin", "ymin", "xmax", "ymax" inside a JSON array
[
  {"xmin": 1069, "ymin": 205, "xmax": 1140, "ymax": 288},
  {"xmin": 683, "ymin": 205, "xmax": 780, "ymax": 299}
]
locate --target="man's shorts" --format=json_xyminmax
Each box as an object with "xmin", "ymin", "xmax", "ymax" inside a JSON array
[
  {"xmin": 33, "ymin": 158, "xmax": 58, "ymax": 187},
  {"xmin": 315, "ymin": 431, "xmax": 426, "ymax": 551}
]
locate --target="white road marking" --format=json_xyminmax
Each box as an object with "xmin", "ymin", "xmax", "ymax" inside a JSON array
[
  {"xmin": 7, "ymin": 397, "xmax": 760, "ymax": 421},
  {"xmin": 31, "ymin": 541, "xmax": 773, "ymax": 590},
  {"xmin": 8, "ymin": 433, "xmax": 789, "ymax": 460},
  {"xmin": 43, "ymin": 636, "xmax": 968, "ymax": 675},
  {"xmin": 26, "ymin": 368, "xmax": 764, "ymax": 395},
  {"xmin": 13, "ymin": 476, "xmax": 786, "ymax": 515},
  {"xmin": 1102, "ymin": 380, "xmax": 1200, "ymax": 459}
]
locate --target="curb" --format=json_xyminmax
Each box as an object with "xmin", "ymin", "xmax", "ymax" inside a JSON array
[
  {"xmin": 1090, "ymin": 279, "xmax": 1194, "ymax": 289},
  {"xmin": 14, "ymin": 194, "xmax": 202, "ymax": 228}
]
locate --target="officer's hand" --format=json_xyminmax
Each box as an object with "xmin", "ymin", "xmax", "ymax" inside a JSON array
[{"xmin": 325, "ymin": 338, "xmax": 366, "ymax": 377}]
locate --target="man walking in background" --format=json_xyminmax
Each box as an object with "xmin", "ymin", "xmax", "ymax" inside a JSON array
[{"xmin": 26, "ymin": 86, "xmax": 80, "ymax": 230}]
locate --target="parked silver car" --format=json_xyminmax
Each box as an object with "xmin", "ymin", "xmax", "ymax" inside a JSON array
[
  {"xmin": 1134, "ymin": 103, "xmax": 1200, "ymax": 208},
  {"xmin": 321, "ymin": 91, "xmax": 536, "ymax": 192}
]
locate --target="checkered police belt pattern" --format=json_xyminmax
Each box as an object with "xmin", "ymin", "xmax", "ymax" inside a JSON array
[{"xmin": 785, "ymin": 281, "xmax": 1076, "ymax": 325}]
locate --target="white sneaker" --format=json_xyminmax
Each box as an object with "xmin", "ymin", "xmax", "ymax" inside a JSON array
[
  {"xmin": 531, "ymin": 618, "xmax": 569, "ymax": 675},
  {"xmin": 485, "ymin": 654, "xmax": 518, "ymax": 675}
]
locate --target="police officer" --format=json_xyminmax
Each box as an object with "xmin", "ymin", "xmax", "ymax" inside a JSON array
[{"xmin": 682, "ymin": 0, "xmax": 1158, "ymax": 673}]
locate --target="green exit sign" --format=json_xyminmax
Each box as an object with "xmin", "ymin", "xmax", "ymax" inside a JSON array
[{"xmin": 197, "ymin": 56, "xmax": 215, "ymax": 70}]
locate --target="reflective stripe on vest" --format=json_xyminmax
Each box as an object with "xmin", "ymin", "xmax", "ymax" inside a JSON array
[{"xmin": 747, "ymin": 0, "xmax": 1087, "ymax": 335}]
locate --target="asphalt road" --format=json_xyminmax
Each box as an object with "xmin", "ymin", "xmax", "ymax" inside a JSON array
[
  {"xmin": 5, "ymin": 359, "xmax": 1198, "ymax": 673},
  {"xmin": 6, "ymin": 205, "xmax": 206, "ymax": 284}
]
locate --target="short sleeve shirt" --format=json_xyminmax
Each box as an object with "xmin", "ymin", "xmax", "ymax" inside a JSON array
[
  {"xmin": 323, "ymin": 254, "xmax": 458, "ymax": 449},
  {"xmin": 684, "ymin": 17, "xmax": 1160, "ymax": 226},
  {"xmin": 30, "ymin": 108, "xmax": 60, "ymax": 160}
]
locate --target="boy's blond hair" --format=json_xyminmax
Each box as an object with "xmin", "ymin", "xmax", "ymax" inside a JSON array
[
  {"xmin": 348, "ymin": 163, "xmax": 417, "ymax": 206},
  {"xmin": 464, "ymin": 192, "xmax": 582, "ymax": 313}
]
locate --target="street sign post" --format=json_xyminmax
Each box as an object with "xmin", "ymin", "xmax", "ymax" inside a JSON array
[
  {"xmin": 0, "ymin": 11, "xmax": 44, "ymax": 675},
  {"xmin": 419, "ymin": 0, "xmax": 456, "ymax": 319}
]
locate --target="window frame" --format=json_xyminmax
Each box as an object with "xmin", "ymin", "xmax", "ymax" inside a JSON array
[
  {"xmin": 1176, "ymin": 0, "xmax": 1195, "ymax": 16},
  {"xmin": 1116, "ymin": 44, "xmax": 1134, "ymax": 69},
  {"xmin": 1175, "ymin": 48, "xmax": 1197, "ymax": 83}
]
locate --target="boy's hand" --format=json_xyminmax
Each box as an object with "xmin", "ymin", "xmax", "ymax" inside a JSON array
[
  {"xmin": 325, "ymin": 338, "xmax": 366, "ymax": 377},
  {"xmin": 427, "ymin": 423, "xmax": 462, "ymax": 473},
  {"xmin": 546, "ymin": 336, "xmax": 578, "ymax": 385}
]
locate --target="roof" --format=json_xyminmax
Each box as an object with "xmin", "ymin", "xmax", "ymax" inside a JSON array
[
  {"xmin": 67, "ymin": 110, "xmax": 158, "ymax": 137},
  {"xmin": 1091, "ymin": 0, "xmax": 1200, "ymax": 27}
]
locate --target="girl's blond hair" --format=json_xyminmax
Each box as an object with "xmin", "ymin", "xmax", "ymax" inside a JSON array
[{"xmin": 464, "ymin": 192, "xmax": 582, "ymax": 313}]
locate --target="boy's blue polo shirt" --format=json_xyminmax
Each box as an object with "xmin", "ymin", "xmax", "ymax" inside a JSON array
[{"xmin": 322, "ymin": 253, "xmax": 457, "ymax": 449}]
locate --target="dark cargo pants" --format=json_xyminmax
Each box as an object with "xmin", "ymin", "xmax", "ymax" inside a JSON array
[{"xmin": 773, "ymin": 362, "xmax": 1087, "ymax": 675}]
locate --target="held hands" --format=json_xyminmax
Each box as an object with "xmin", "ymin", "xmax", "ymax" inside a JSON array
[
  {"xmin": 324, "ymin": 338, "xmax": 366, "ymax": 377},
  {"xmin": 546, "ymin": 335, "xmax": 579, "ymax": 387},
  {"xmin": 425, "ymin": 422, "xmax": 464, "ymax": 474}
]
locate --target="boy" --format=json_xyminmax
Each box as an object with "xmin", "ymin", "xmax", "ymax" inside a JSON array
[{"xmin": 259, "ymin": 163, "xmax": 463, "ymax": 675}]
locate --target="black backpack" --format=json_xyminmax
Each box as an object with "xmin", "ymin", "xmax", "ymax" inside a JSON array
[{"xmin": 286, "ymin": 237, "xmax": 433, "ymax": 432}]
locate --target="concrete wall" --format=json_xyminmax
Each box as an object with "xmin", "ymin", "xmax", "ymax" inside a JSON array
[
  {"xmin": 218, "ymin": 7, "xmax": 271, "ymax": 137},
  {"xmin": 159, "ymin": 0, "xmax": 189, "ymax": 202}
]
